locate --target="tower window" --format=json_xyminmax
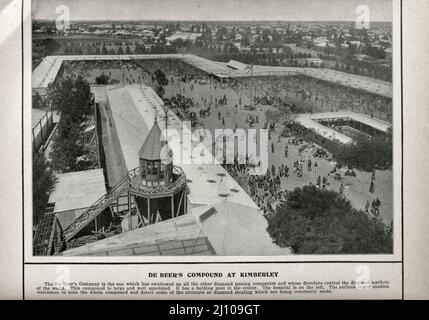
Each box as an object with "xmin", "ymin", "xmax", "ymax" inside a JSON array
[{"xmin": 160, "ymin": 163, "xmax": 165, "ymax": 179}]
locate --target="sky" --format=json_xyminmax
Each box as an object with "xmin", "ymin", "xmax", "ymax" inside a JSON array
[{"xmin": 32, "ymin": 0, "xmax": 393, "ymax": 22}]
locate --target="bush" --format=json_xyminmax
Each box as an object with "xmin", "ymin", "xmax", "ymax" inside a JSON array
[
  {"xmin": 95, "ymin": 73, "xmax": 110, "ymax": 85},
  {"xmin": 266, "ymin": 185, "xmax": 393, "ymax": 254}
]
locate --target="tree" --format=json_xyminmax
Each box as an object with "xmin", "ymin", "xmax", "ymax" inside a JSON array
[
  {"xmin": 95, "ymin": 73, "xmax": 110, "ymax": 85},
  {"xmin": 154, "ymin": 69, "xmax": 169, "ymax": 86},
  {"xmin": 215, "ymin": 26, "xmax": 228, "ymax": 41},
  {"xmin": 33, "ymin": 152, "xmax": 56, "ymax": 224},
  {"xmin": 48, "ymin": 75, "xmax": 93, "ymax": 123},
  {"xmin": 47, "ymin": 75, "xmax": 93, "ymax": 172},
  {"xmin": 50, "ymin": 117, "xmax": 84, "ymax": 172},
  {"xmin": 332, "ymin": 132, "xmax": 393, "ymax": 171},
  {"xmin": 155, "ymin": 85, "xmax": 165, "ymax": 98},
  {"xmin": 32, "ymin": 92, "xmax": 44, "ymax": 109},
  {"xmin": 267, "ymin": 185, "xmax": 392, "ymax": 254}
]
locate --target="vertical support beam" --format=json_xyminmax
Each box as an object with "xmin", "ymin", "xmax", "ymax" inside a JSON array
[
  {"xmin": 148, "ymin": 198, "xmax": 151, "ymax": 225},
  {"xmin": 133, "ymin": 196, "xmax": 144, "ymax": 227},
  {"xmin": 128, "ymin": 191, "xmax": 132, "ymax": 230},
  {"xmin": 183, "ymin": 187, "xmax": 188, "ymax": 214},
  {"xmin": 250, "ymin": 64, "xmax": 253, "ymax": 107},
  {"xmin": 32, "ymin": 129, "xmax": 36, "ymax": 151},
  {"xmin": 94, "ymin": 215, "xmax": 98, "ymax": 233},
  {"xmin": 171, "ymin": 195, "xmax": 174, "ymax": 219},
  {"xmin": 158, "ymin": 161, "xmax": 161, "ymax": 184},
  {"xmin": 94, "ymin": 102, "xmax": 100, "ymax": 168},
  {"xmin": 176, "ymin": 190, "xmax": 184, "ymax": 217}
]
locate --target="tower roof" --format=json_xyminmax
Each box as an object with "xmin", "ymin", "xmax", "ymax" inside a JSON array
[{"xmin": 138, "ymin": 119, "xmax": 166, "ymax": 161}]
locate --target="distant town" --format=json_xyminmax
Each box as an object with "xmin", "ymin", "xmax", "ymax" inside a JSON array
[{"xmin": 33, "ymin": 19, "xmax": 392, "ymax": 81}]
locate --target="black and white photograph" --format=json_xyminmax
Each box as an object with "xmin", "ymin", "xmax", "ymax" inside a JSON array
[{"xmin": 29, "ymin": 0, "xmax": 398, "ymax": 259}]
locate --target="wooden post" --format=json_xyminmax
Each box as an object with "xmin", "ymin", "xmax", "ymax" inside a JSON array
[
  {"xmin": 32, "ymin": 129, "xmax": 36, "ymax": 151},
  {"xmin": 39, "ymin": 121, "xmax": 44, "ymax": 142},
  {"xmin": 184, "ymin": 190, "xmax": 187, "ymax": 214},
  {"xmin": 133, "ymin": 197, "xmax": 144, "ymax": 227},
  {"xmin": 147, "ymin": 198, "xmax": 151, "ymax": 225},
  {"xmin": 171, "ymin": 196, "xmax": 174, "ymax": 219},
  {"xmin": 128, "ymin": 192, "xmax": 132, "ymax": 230},
  {"xmin": 176, "ymin": 190, "xmax": 184, "ymax": 217}
]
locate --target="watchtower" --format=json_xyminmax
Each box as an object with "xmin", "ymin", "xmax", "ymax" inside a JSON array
[{"xmin": 129, "ymin": 118, "xmax": 188, "ymax": 224}]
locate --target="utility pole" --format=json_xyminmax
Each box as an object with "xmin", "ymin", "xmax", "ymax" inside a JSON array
[{"xmin": 250, "ymin": 63, "xmax": 254, "ymax": 108}]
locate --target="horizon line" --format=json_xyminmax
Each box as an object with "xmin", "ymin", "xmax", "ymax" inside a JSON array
[{"xmin": 32, "ymin": 18, "xmax": 393, "ymax": 23}]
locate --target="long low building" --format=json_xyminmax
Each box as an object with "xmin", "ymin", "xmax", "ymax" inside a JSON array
[
  {"xmin": 47, "ymin": 169, "xmax": 107, "ymax": 230},
  {"xmin": 294, "ymin": 111, "xmax": 392, "ymax": 144},
  {"xmin": 32, "ymin": 54, "xmax": 392, "ymax": 98}
]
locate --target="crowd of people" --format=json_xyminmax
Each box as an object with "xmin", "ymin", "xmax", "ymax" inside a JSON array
[
  {"xmin": 62, "ymin": 60, "xmax": 150, "ymax": 86},
  {"xmin": 223, "ymin": 131, "xmax": 339, "ymax": 217}
]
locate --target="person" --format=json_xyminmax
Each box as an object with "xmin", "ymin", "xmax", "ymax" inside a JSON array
[
  {"xmin": 375, "ymin": 198, "xmax": 381, "ymax": 215},
  {"xmin": 322, "ymin": 176, "xmax": 327, "ymax": 186},
  {"xmin": 284, "ymin": 145, "xmax": 288, "ymax": 157},
  {"xmin": 365, "ymin": 200, "xmax": 370, "ymax": 213},
  {"xmin": 339, "ymin": 183, "xmax": 344, "ymax": 195},
  {"xmin": 317, "ymin": 176, "xmax": 321, "ymax": 188},
  {"xmin": 371, "ymin": 200, "xmax": 375, "ymax": 214},
  {"xmin": 375, "ymin": 197, "xmax": 381, "ymax": 207},
  {"xmin": 314, "ymin": 162, "xmax": 318, "ymax": 173},
  {"xmin": 369, "ymin": 180, "xmax": 375, "ymax": 193},
  {"xmin": 271, "ymin": 142, "xmax": 274, "ymax": 153},
  {"xmin": 307, "ymin": 158, "xmax": 312, "ymax": 172}
]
